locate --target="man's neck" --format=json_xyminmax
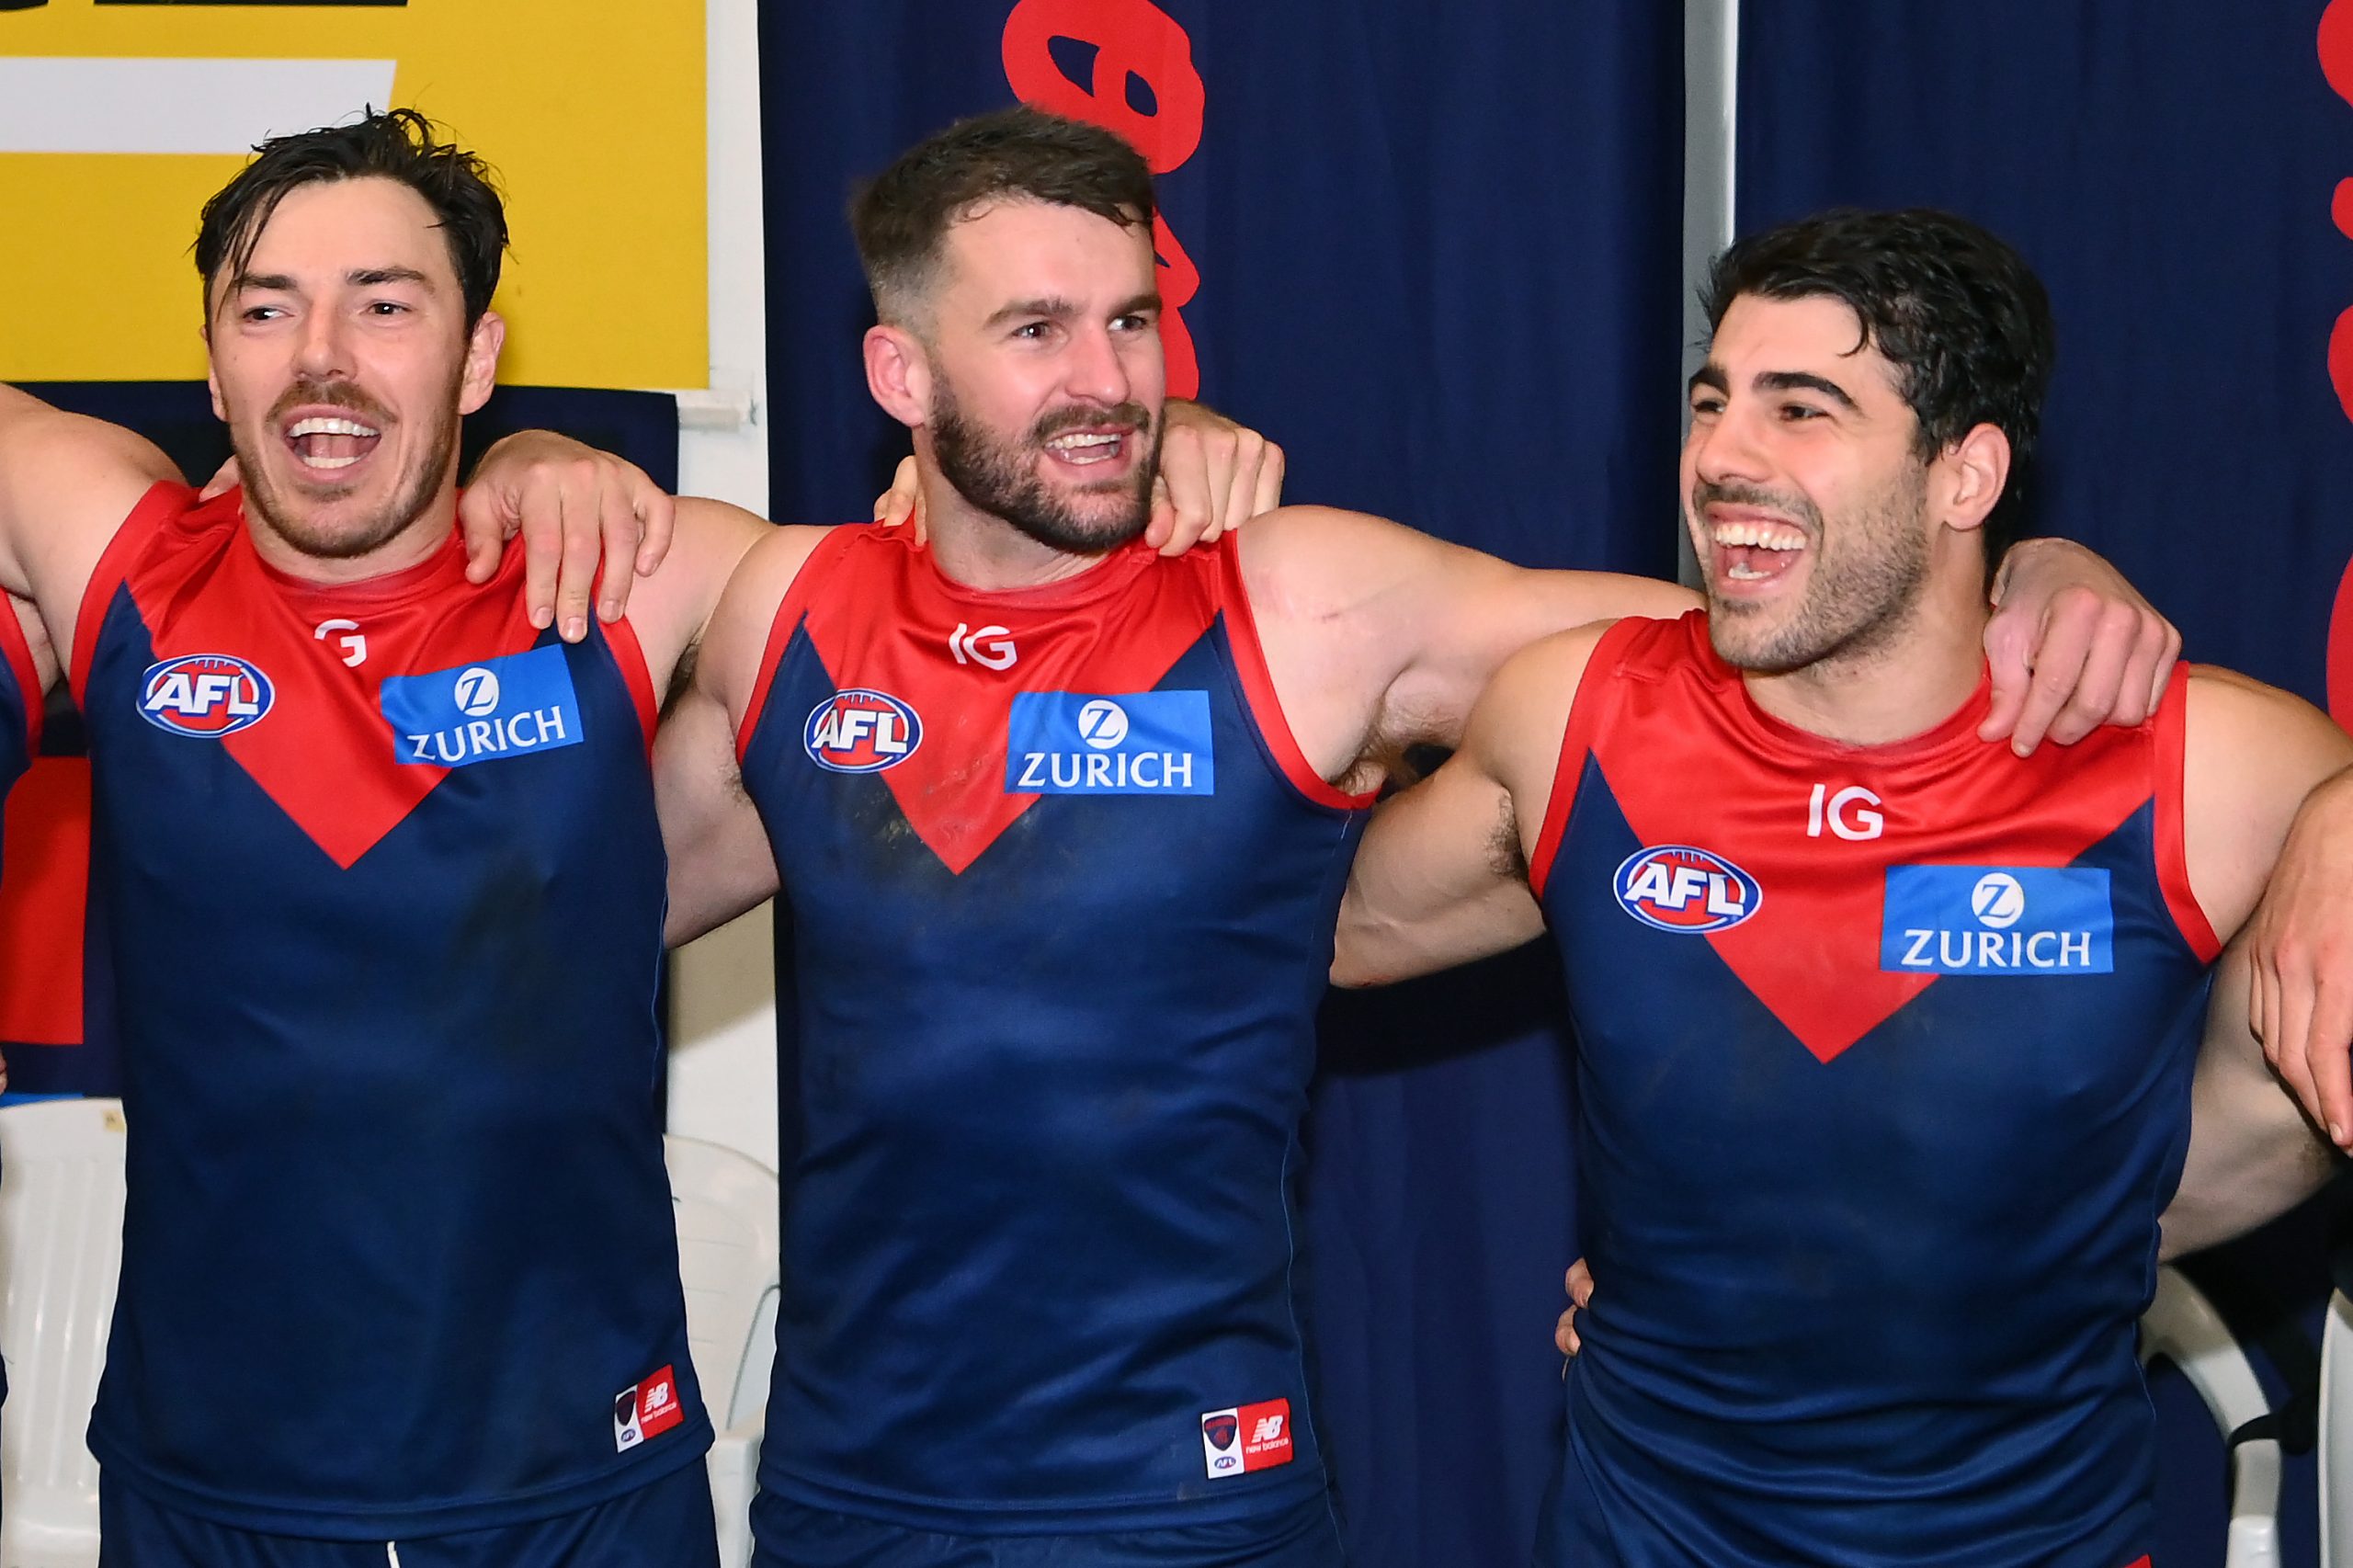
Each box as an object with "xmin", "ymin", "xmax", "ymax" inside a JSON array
[
  {"xmin": 1739, "ymin": 568, "xmax": 1990, "ymax": 747},
  {"xmin": 243, "ymin": 481, "xmax": 459, "ymax": 587},
  {"xmin": 917, "ymin": 468, "xmax": 1119, "ymax": 593}
]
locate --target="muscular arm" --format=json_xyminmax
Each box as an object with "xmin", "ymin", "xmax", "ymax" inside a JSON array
[
  {"xmin": 1330, "ymin": 626, "xmax": 1602, "ymax": 986},
  {"xmin": 654, "ymin": 519, "xmax": 832, "ymax": 946},
  {"xmin": 1246, "ymin": 508, "xmax": 2177, "ymax": 790},
  {"xmin": 2161, "ymin": 941, "xmax": 2341, "ymax": 1259},
  {"xmin": 2147, "ymin": 669, "xmax": 2353, "ymax": 1255},
  {"xmin": 0, "ymin": 384, "xmax": 182, "ymax": 649}
]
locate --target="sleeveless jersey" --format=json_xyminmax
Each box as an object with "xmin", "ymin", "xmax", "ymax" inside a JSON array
[
  {"xmin": 734, "ymin": 524, "xmax": 1370, "ymax": 1534},
  {"xmin": 74, "ymin": 485, "xmax": 707, "ymax": 1538},
  {"xmin": 0, "ymin": 597, "xmax": 40, "ymax": 866},
  {"xmin": 1528, "ymin": 611, "xmax": 2213, "ymax": 1568}
]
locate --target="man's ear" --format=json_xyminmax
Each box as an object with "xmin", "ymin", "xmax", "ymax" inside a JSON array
[
  {"xmin": 458, "ymin": 311, "xmax": 506, "ymax": 416},
  {"xmin": 865, "ymin": 324, "xmax": 933, "ymax": 429},
  {"xmin": 1938, "ymin": 422, "xmax": 2013, "ymax": 536}
]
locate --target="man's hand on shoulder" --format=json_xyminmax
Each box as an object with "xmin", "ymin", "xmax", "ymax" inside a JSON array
[
  {"xmin": 1146, "ymin": 400, "xmax": 1283, "ymax": 555},
  {"xmin": 2244, "ymin": 762, "xmax": 2353, "ymax": 1151},
  {"xmin": 1980, "ymin": 537, "xmax": 2179, "ymax": 755},
  {"xmin": 461, "ymin": 431, "xmax": 676, "ymax": 642}
]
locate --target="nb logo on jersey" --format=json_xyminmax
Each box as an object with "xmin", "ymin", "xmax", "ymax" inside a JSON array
[
  {"xmin": 1612, "ymin": 846, "xmax": 1761, "ymax": 934},
  {"xmin": 612, "ymin": 1364, "xmax": 685, "ymax": 1452},
  {"xmin": 804, "ymin": 689, "xmax": 922, "ymax": 773},
  {"xmin": 139, "ymin": 653, "xmax": 274, "ymax": 737},
  {"xmin": 1200, "ymin": 1398, "xmax": 1294, "ymax": 1480},
  {"xmin": 948, "ymin": 621, "xmax": 1017, "ymax": 671},
  {"xmin": 381, "ymin": 646, "xmax": 585, "ymax": 768},
  {"xmin": 1006, "ymin": 691, "xmax": 1214, "ymax": 795},
  {"xmin": 1881, "ymin": 865, "xmax": 2113, "ymax": 975},
  {"xmin": 1805, "ymin": 783, "xmax": 1884, "ymax": 841}
]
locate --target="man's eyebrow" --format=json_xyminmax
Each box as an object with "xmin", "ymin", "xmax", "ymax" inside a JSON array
[
  {"xmin": 1112, "ymin": 290, "xmax": 1162, "ymax": 317},
  {"xmin": 349, "ymin": 267, "xmax": 435, "ymax": 290},
  {"xmin": 1755, "ymin": 369, "xmax": 1860, "ymax": 412},
  {"xmin": 226, "ymin": 271, "xmax": 298, "ymax": 296},
  {"xmin": 983, "ymin": 296, "xmax": 1081, "ymax": 331},
  {"xmin": 1688, "ymin": 363, "xmax": 1729, "ymax": 395}
]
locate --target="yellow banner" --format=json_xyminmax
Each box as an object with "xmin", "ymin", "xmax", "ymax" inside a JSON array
[{"xmin": 0, "ymin": 0, "xmax": 706, "ymax": 389}]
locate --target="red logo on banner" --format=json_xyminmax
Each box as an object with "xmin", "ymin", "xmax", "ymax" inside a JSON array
[
  {"xmin": 2321, "ymin": 0, "xmax": 2353, "ymax": 723},
  {"xmin": 1002, "ymin": 0, "xmax": 1207, "ymax": 397}
]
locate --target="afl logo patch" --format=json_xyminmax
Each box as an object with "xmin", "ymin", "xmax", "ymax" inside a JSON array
[
  {"xmin": 1613, "ymin": 845, "xmax": 1761, "ymax": 934},
  {"xmin": 804, "ymin": 689, "xmax": 921, "ymax": 774},
  {"xmin": 138, "ymin": 653, "xmax": 274, "ymax": 737}
]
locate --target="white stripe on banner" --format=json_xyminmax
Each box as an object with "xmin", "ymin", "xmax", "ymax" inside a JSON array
[{"xmin": 0, "ymin": 58, "xmax": 398, "ymax": 154}]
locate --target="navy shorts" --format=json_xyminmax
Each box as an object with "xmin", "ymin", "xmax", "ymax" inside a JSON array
[
  {"xmin": 99, "ymin": 1460, "xmax": 719, "ymax": 1568},
  {"xmin": 748, "ymin": 1487, "xmax": 1345, "ymax": 1568}
]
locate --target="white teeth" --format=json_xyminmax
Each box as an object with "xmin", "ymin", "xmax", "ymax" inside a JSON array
[
  {"xmin": 287, "ymin": 416, "xmax": 381, "ymax": 439},
  {"xmin": 1709, "ymin": 520, "xmax": 1804, "ymax": 551},
  {"xmin": 301, "ymin": 454, "xmax": 364, "ymax": 471},
  {"xmin": 1048, "ymin": 433, "xmax": 1120, "ymax": 449}
]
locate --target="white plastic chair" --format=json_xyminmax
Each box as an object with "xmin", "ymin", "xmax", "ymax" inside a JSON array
[
  {"xmin": 0, "ymin": 1096, "xmax": 127, "ymax": 1568},
  {"xmin": 0, "ymin": 1106, "xmax": 779, "ymax": 1568},
  {"xmin": 665, "ymin": 1133, "xmax": 781, "ymax": 1568},
  {"xmin": 2141, "ymin": 1264, "xmax": 2281, "ymax": 1568},
  {"xmin": 2318, "ymin": 1286, "xmax": 2353, "ymax": 1568}
]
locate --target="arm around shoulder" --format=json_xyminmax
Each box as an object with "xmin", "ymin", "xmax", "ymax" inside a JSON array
[{"xmin": 0, "ymin": 384, "xmax": 181, "ymax": 608}]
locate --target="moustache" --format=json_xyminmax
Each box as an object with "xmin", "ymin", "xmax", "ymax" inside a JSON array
[
  {"xmin": 268, "ymin": 381, "xmax": 394, "ymax": 429},
  {"xmin": 1030, "ymin": 403, "xmax": 1153, "ymax": 444}
]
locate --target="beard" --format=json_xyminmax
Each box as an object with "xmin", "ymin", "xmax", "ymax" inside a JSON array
[
  {"xmin": 1698, "ymin": 465, "xmax": 1932, "ymax": 676},
  {"xmin": 929, "ymin": 375, "xmax": 1156, "ymax": 555},
  {"xmin": 234, "ymin": 375, "xmax": 460, "ymax": 562}
]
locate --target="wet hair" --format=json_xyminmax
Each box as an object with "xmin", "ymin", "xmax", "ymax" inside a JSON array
[
  {"xmin": 849, "ymin": 105, "xmax": 1154, "ymax": 325},
  {"xmin": 1703, "ymin": 208, "xmax": 2055, "ymax": 559},
  {"xmin": 195, "ymin": 107, "xmax": 509, "ymax": 326}
]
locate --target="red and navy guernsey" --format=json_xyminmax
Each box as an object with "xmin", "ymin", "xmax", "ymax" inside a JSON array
[
  {"xmin": 1529, "ymin": 610, "xmax": 2211, "ymax": 1568},
  {"xmin": 74, "ymin": 484, "xmax": 707, "ymax": 1537},
  {"xmin": 0, "ymin": 597, "xmax": 39, "ymax": 874},
  {"xmin": 736, "ymin": 522, "xmax": 1370, "ymax": 1534}
]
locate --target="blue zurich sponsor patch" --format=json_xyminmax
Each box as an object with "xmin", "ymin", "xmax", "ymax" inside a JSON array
[
  {"xmin": 1004, "ymin": 691, "xmax": 1214, "ymax": 795},
  {"xmin": 381, "ymin": 645, "xmax": 585, "ymax": 767},
  {"xmin": 1881, "ymin": 866, "xmax": 2113, "ymax": 976}
]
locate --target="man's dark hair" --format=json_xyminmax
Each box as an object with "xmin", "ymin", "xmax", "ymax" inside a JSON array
[
  {"xmin": 849, "ymin": 106, "xmax": 1154, "ymax": 326},
  {"xmin": 1702, "ymin": 208, "xmax": 2055, "ymax": 561},
  {"xmin": 195, "ymin": 108, "xmax": 509, "ymax": 327}
]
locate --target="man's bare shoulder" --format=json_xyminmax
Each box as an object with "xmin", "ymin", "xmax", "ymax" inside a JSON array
[
  {"xmin": 2184, "ymin": 665, "xmax": 2348, "ymax": 782},
  {"xmin": 2182, "ymin": 665, "xmax": 2353, "ymax": 941},
  {"xmin": 692, "ymin": 512, "xmax": 841, "ymax": 714},
  {"xmin": 1234, "ymin": 504, "xmax": 1435, "ymax": 593},
  {"xmin": 1465, "ymin": 620, "xmax": 1620, "ymax": 790}
]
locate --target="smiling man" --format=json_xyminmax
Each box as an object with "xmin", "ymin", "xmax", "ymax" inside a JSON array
[
  {"xmin": 0, "ymin": 110, "xmax": 762, "ymax": 1566},
  {"xmin": 1333, "ymin": 208, "xmax": 2347, "ymax": 1567}
]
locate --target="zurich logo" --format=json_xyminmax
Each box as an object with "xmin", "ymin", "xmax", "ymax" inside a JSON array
[
  {"xmin": 138, "ymin": 653, "xmax": 274, "ymax": 737},
  {"xmin": 804, "ymin": 689, "xmax": 922, "ymax": 774},
  {"xmin": 1077, "ymin": 699, "xmax": 1130, "ymax": 749},
  {"xmin": 1971, "ymin": 872, "xmax": 2026, "ymax": 929},
  {"xmin": 1612, "ymin": 845, "xmax": 1762, "ymax": 934},
  {"xmin": 453, "ymin": 665, "xmax": 502, "ymax": 717}
]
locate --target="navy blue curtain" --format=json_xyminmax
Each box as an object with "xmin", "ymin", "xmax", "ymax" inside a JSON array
[
  {"xmin": 1739, "ymin": 7, "xmax": 2353, "ymax": 1564},
  {"xmin": 758, "ymin": 6, "xmax": 1683, "ymax": 1562}
]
